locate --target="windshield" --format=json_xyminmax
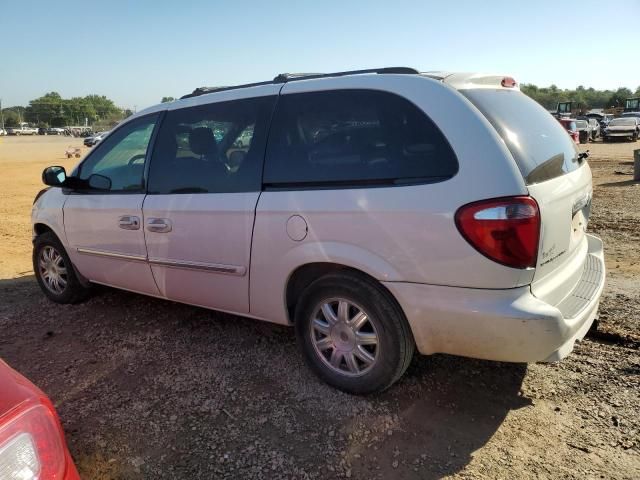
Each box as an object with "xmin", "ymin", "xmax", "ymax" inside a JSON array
[
  {"xmin": 609, "ymin": 119, "xmax": 636, "ymax": 126},
  {"xmin": 461, "ymin": 89, "xmax": 580, "ymax": 185},
  {"xmin": 575, "ymin": 120, "xmax": 588, "ymax": 128}
]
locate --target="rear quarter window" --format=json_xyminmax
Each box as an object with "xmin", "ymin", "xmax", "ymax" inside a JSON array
[
  {"xmin": 263, "ymin": 89, "xmax": 458, "ymax": 187},
  {"xmin": 461, "ymin": 89, "xmax": 581, "ymax": 185}
]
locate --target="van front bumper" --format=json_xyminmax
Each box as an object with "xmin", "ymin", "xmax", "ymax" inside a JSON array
[{"xmin": 383, "ymin": 234, "xmax": 605, "ymax": 363}]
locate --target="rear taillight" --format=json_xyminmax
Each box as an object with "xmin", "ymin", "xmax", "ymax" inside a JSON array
[
  {"xmin": 455, "ymin": 196, "xmax": 540, "ymax": 269},
  {"xmin": 0, "ymin": 404, "xmax": 65, "ymax": 479}
]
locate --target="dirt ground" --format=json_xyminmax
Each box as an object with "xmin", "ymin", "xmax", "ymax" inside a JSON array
[{"xmin": 0, "ymin": 135, "xmax": 638, "ymax": 479}]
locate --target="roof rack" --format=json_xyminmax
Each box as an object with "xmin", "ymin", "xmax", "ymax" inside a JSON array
[
  {"xmin": 273, "ymin": 67, "xmax": 418, "ymax": 83},
  {"xmin": 181, "ymin": 67, "xmax": 419, "ymax": 99}
]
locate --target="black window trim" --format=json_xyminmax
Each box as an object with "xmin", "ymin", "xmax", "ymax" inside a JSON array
[
  {"xmin": 260, "ymin": 88, "xmax": 459, "ymax": 191},
  {"xmin": 64, "ymin": 111, "xmax": 165, "ymax": 195}
]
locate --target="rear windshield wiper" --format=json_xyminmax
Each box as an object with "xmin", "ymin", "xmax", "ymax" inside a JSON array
[{"xmin": 577, "ymin": 151, "xmax": 589, "ymax": 162}]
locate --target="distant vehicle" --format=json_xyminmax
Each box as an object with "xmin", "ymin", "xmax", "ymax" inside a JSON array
[
  {"xmin": 0, "ymin": 358, "xmax": 80, "ymax": 479},
  {"xmin": 554, "ymin": 101, "xmax": 572, "ymax": 118},
  {"xmin": 621, "ymin": 111, "xmax": 640, "ymax": 119},
  {"xmin": 7, "ymin": 123, "xmax": 38, "ymax": 135},
  {"xmin": 598, "ymin": 113, "xmax": 615, "ymax": 130},
  {"xmin": 602, "ymin": 117, "xmax": 640, "ymax": 142},
  {"xmin": 83, "ymin": 131, "xmax": 109, "ymax": 147},
  {"xmin": 624, "ymin": 97, "xmax": 639, "ymax": 113},
  {"xmin": 0, "ymin": 128, "xmax": 6, "ymax": 136},
  {"xmin": 558, "ymin": 118, "xmax": 579, "ymax": 143},
  {"xmin": 38, "ymin": 127, "xmax": 48, "ymax": 135},
  {"xmin": 47, "ymin": 127, "xmax": 65, "ymax": 135},
  {"xmin": 587, "ymin": 118, "xmax": 600, "ymax": 140},
  {"xmin": 574, "ymin": 119, "xmax": 591, "ymax": 144}
]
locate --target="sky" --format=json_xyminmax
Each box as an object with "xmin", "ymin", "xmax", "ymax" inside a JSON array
[{"xmin": 1, "ymin": 0, "xmax": 639, "ymax": 110}]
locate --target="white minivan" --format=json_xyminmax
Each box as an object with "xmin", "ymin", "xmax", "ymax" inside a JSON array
[{"xmin": 32, "ymin": 68, "xmax": 605, "ymax": 393}]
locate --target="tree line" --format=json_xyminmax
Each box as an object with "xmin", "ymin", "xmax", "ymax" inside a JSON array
[
  {"xmin": 1, "ymin": 92, "xmax": 131, "ymax": 128},
  {"xmin": 520, "ymin": 84, "xmax": 640, "ymax": 111},
  {"xmin": 3, "ymin": 85, "xmax": 640, "ymax": 129}
]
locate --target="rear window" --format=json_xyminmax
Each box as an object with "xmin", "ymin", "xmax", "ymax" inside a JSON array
[
  {"xmin": 263, "ymin": 89, "xmax": 458, "ymax": 187},
  {"xmin": 461, "ymin": 89, "xmax": 580, "ymax": 185},
  {"xmin": 575, "ymin": 120, "xmax": 588, "ymax": 128}
]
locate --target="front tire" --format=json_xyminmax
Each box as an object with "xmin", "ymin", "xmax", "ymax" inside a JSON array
[
  {"xmin": 295, "ymin": 272, "xmax": 414, "ymax": 394},
  {"xmin": 33, "ymin": 231, "xmax": 90, "ymax": 303}
]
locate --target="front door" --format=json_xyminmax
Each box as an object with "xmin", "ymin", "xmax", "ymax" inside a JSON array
[
  {"xmin": 143, "ymin": 91, "xmax": 277, "ymax": 313},
  {"xmin": 63, "ymin": 113, "xmax": 161, "ymax": 295}
]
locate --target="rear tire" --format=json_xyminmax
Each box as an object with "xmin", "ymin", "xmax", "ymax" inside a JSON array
[
  {"xmin": 295, "ymin": 272, "xmax": 415, "ymax": 394},
  {"xmin": 33, "ymin": 231, "xmax": 90, "ymax": 304}
]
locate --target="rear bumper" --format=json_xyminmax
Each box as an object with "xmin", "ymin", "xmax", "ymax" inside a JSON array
[{"xmin": 384, "ymin": 234, "xmax": 605, "ymax": 363}]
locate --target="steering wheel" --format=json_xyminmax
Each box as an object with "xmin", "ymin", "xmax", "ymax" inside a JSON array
[{"xmin": 128, "ymin": 154, "xmax": 146, "ymax": 166}]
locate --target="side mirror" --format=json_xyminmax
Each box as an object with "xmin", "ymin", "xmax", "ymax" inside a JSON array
[
  {"xmin": 87, "ymin": 174, "xmax": 112, "ymax": 191},
  {"xmin": 42, "ymin": 166, "xmax": 67, "ymax": 187}
]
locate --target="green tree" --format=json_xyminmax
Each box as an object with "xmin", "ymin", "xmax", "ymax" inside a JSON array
[
  {"xmin": 3, "ymin": 110, "xmax": 20, "ymax": 127},
  {"xmin": 25, "ymin": 92, "xmax": 64, "ymax": 125},
  {"xmin": 608, "ymin": 88, "xmax": 633, "ymax": 108},
  {"xmin": 1, "ymin": 107, "xmax": 26, "ymax": 127},
  {"xmin": 161, "ymin": 96, "xmax": 176, "ymax": 103}
]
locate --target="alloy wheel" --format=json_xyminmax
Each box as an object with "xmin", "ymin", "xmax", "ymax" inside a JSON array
[
  {"xmin": 310, "ymin": 298, "xmax": 380, "ymax": 377},
  {"xmin": 38, "ymin": 246, "xmax": 68, "ymax": 295}
]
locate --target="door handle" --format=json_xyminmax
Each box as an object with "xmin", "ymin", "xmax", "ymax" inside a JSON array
[
  {"xmin": 146, "ymin": 218, "xmax": 172, "ymax": 233},
  {"xmin": 118, "ymin": 215, "xmax": 140, "ymax": 230}
]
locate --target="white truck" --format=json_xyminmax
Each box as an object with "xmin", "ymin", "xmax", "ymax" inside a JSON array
[{"xmin": 8, "ymin": 123, "xmax": 38, "ymax": 135}]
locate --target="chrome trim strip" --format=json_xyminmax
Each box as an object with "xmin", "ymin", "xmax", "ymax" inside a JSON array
[
  {"xmin": 148, "ymin": 257, "xmax": 246, "ymax": 276},
  {"xmin": 76, "ymin": 247, "xmax": 147, "ymax": 262}
]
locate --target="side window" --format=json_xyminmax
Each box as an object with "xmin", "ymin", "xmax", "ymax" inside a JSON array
[
  {"xmin": 78, "ymin": 114, "xmax": 159, "ymax": 192},
  {"xmin": 263, "ymin": 89, "xmax": 458, "ymax": 186},
  {"xmin": 148, "ymin": 96, "xmax": 276, "ymax": 194}
]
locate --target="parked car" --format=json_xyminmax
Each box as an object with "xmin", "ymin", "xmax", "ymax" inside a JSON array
[
  {"xmin": 33, "ymin": 68, "xmax": 605, "ymax": 394},
  {"xmin": 598, "ymin": 113, "xmax": 615, "ymax": 131},
  {"xmin": 83, "ymin": 131, "xmax": 108, "ymax": 147},
  {"xmin": 47, "ymin": 127, "xmax": 65, "ymax": 135},
  {"xmin": 602, "ymin": 117, "xmax": 640, "ymax": 142},
  {"xmin": 38, "ymin": 127, "xmax": 48, "ymax": 135},
  {"xmin": 0, "ymin": 358, "xmax": 79, "ymax": 479},
  {"xmin": 0, "ymin": 127, "xmax": 6, "ymax": 136},
  {"xmin": 577, "ymin": 116, "xmax": 601, "ymax": 141},
  {"xmin": 559, "ymin": 118, "xmax": 579, "ymax": 143},
  {"xmin": 574, "ymin": 119, "xmax": 591, "ymax": 144}
]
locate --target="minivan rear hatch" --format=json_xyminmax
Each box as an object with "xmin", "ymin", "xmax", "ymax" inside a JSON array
[{"xmin": 461, "ymin": 88, "xmax": 592, "ymax": 304}]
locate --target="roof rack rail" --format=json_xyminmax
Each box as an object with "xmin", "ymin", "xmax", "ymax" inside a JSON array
[
  {"xmin": 180, "ymin": 80, "xmax": 277, "ymax": 99},
  {"xmin": 273, "ymin": 67, "xmax": 419, "ymax": 83},
  {"xmin": 181, "ymin": 67, "xmax": 419, "ymax": 99}
]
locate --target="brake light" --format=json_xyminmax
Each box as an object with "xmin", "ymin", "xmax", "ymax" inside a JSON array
[
  {"xmin": 0, "ymin": 404, "xmax": 66, "ymax": 479},
  {"xmin": 501, "ymin": 77, "xmax": 517, "ymax": 88},
  {"xmin": 455, "ymin": 196, "xmax": 540, "ymax": 269}
]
